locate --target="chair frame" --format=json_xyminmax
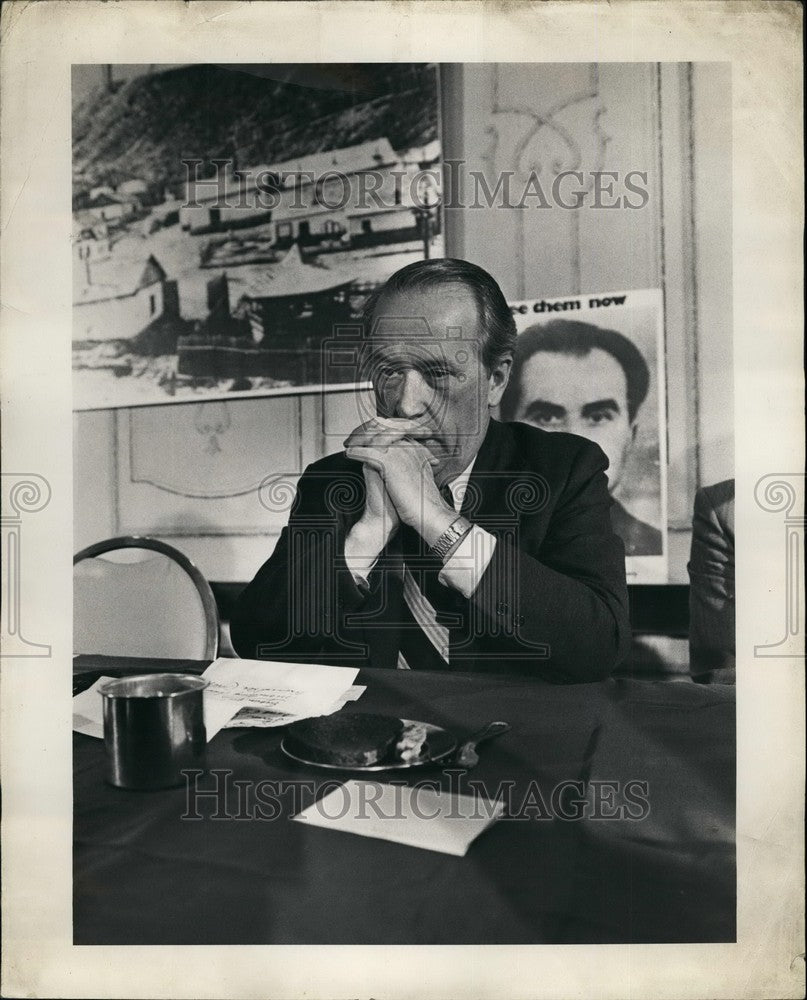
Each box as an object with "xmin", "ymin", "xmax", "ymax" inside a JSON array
[{"xmin": 73, "ymin": 535, "xmax": 219, "ymax": 660}]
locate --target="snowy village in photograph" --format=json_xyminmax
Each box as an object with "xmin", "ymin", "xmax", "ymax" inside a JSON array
[{"xmin": 72, "ymin": 64, "xmax": 443, "ymax": 409}]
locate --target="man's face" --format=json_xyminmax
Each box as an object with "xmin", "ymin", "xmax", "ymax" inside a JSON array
[
  {"xmin": 512, "ymin": 348, "xmax": 635, "ymax": 491},
  {"xmin": 364, "ymin": 286, "xmax": 510, "ymax": 484}
]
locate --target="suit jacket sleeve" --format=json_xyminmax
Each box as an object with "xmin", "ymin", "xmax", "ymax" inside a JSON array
[
  {"xmin": 229, "ymin": 460, "xmax": 370, "ymax": 663},
  {"xmin": 231, "ymin": 436, "xmax": 631, "ymax": 680},
  {"xmin": 467, "ymin": 438, "xmax": 631, "ymax": 682},
  {"xmin": 688, "ymin": 481, "xmax": 736, "ymax": 683}
]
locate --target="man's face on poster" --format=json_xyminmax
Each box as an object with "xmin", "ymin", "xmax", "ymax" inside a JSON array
[{"xmin": 512, "ymin": 348, "xmax": 635, "ymax": 491}]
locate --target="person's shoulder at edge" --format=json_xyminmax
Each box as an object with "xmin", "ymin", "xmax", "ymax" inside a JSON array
[
  {"xmin": 695, "ymin": 478, "xmax": 735, "ymax": 537},
  {"xmin": 697, "ymin": 477, "xmax": 734, "ymax": 506},
  {"xmin": 690, "ymin": 478, "xmax": 735, "ymax": 683}
]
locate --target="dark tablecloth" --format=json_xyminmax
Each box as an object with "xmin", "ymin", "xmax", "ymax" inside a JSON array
[{"xmin": 73, "ymin": 656, "xmax": 735, "ymax": 944}]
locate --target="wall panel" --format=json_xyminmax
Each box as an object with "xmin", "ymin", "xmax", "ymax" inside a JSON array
[
  {"xmin": 441, "ymin": 61, "xmax": 733, "ymax": 581},
  {"xmin": 116, "ymin": 396, "xmax": 300, "ymax": 539}
]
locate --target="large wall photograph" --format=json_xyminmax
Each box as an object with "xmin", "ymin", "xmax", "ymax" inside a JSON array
[{"xmin": 72, "ymin": 63, "xmax": 443, "ymax": 410}]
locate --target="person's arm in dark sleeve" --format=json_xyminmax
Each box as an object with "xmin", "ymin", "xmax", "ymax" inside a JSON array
[
  {"xmin": 688, "ymin": 482, "xmax": 735, "ymax": 683},
  {"xmin": 229, "ymin": 463, "xmax": 369, "ymax": 663},
  {"xmin": 464, "ymin": 440, "xmax": 631, "ymax": 681}
]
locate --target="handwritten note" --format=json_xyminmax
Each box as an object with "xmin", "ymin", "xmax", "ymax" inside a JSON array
[
  {"xmin": 202, "ymin": 657, "xmax": 360, "ymax": 726},
  {"xmin": 224, "ymin": 685, "xmax": 366, "ymax": 728}
]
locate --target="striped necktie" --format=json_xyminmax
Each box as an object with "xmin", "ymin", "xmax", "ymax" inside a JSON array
[{"xmin": 396, "ymin": 484, "xmax": 458, "ymax": 670}]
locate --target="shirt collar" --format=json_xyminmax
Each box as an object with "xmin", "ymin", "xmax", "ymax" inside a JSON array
[{"xmin": 445, "ymin": 458, "xmax": 476, "ymax": 513}]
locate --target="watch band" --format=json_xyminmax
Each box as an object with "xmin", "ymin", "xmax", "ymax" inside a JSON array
[{"xmin": 429, "ymin": 517, "xmax": 473, "ymax": 562}]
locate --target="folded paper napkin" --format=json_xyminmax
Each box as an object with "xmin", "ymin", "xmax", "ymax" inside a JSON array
[{"xmin": 292, "ymin": 779, "xmax": 503, "ymax": 856}]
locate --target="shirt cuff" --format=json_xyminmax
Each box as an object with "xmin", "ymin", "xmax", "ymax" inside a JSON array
[
  {"xmin": 344, "ymin": 524, "xmax": 383, "ymax": 587},
  {"xmin": 437, "ymin": 524, "xmax": 497, "ymax": 598}
]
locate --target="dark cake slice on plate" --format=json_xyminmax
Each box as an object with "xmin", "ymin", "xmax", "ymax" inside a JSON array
[{"xmin": 286, "ymin": 713, "xmax": 406, "ymax": 767}]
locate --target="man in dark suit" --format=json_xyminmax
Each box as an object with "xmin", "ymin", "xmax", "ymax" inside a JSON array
[{"xmin": 231, "ymin": 259, "xmax": 630, "ymax": 680}]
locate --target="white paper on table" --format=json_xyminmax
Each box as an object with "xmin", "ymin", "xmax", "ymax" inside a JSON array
[
  {"xmin": 338, "ymin": 684, "xmax": 366, "ymax": 703},
  {"xmin": 72, "ymin": 677, "xmax": 108, "ymax": 739},
  {"xmin": 292, "ymin": 780, "xmax": 504, "ymax": 856},
  {"xmin": 72, "ymin": 676, "xmax": 240, "ymax": 741},
  {"xmin": 202, "ymin": 657, "xmax": 360, "ymax": 722},
  {"xmin": 223, "ymin": 685, "xmax": 367, "ymax": 729}
]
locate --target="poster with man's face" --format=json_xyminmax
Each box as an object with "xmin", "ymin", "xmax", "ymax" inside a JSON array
[{"xmin": 501, "ymin": 289, "xmax": 667, "ymax": 582}]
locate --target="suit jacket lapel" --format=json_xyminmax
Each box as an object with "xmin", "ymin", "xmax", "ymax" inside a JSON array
[{"xmin": 462, "ymin": 419, "xmax": 518, "ymax": 530}]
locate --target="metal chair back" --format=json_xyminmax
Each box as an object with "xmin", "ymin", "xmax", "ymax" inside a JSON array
[{"xmin": 73, "ymin": 536, "xmax": 219, "ymax": 661}]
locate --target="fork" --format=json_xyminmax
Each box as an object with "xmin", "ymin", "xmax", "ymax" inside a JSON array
[{"xmin": 452, "ymin": 720, "xmax": 510, "ymax": 767}]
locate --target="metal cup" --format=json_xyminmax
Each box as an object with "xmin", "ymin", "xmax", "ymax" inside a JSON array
[{"xmin": 100, "ymin": 673, "xmax": 208, "ymax": 790}]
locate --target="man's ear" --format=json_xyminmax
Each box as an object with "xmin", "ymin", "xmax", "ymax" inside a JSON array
[{"xmin": 487, "ymin": 356, "xmax": 513, "ymax": 407}]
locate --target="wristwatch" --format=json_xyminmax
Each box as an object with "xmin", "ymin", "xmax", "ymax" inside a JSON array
[{"xmin": 429, "ymin": 516, "xmax": 473, "ymax": 562}]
